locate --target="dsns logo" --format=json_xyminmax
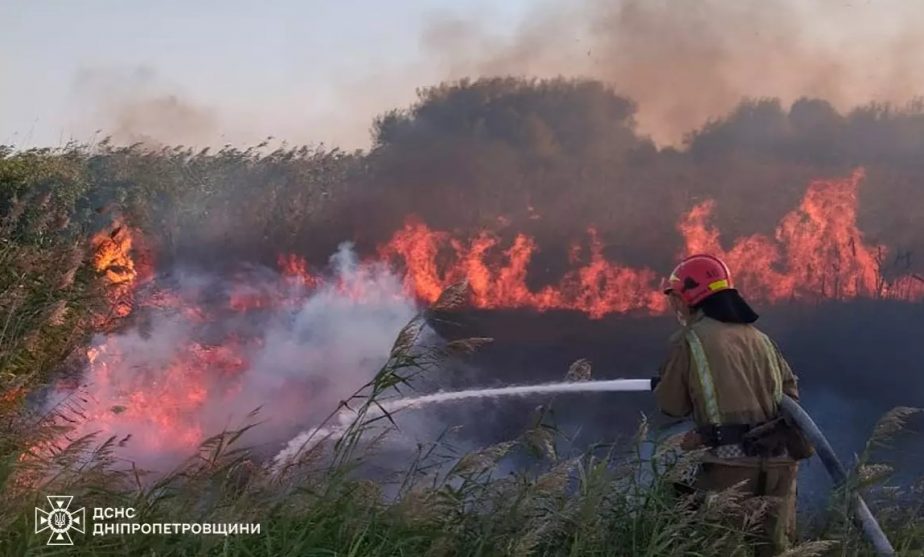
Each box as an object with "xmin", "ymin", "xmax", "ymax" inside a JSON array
[{"xmin": 35, "ymin": 495, "xmax": 85, "ymax": 546}]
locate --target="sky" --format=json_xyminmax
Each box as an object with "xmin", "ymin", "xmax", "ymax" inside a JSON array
[
  {"xmin": 4, "ymin": 0, "xmax": 924, "ymax": 150},
  {"xmin": 0, "ymin": 0, "xmax": 532, "ymax": 149}
]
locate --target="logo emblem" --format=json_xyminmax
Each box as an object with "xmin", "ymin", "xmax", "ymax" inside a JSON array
[{"xmin": 35, "ymin": 495, "xmax": 85, "ymax": 546}]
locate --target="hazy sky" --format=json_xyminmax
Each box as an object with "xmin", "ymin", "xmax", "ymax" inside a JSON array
[
  {"xmin": 1, "ymin": 0, "xmax": 532, "ymax": 148},
  {"xmin": 4, "ymin": 1, "xmax": 924, "ymax": 150}
]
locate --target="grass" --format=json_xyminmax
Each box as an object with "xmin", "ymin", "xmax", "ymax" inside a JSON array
[{"xmin": 0, "ymin": 297, "xmax": 922, "ymax": 556}]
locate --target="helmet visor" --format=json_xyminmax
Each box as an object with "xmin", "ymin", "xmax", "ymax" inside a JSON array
[
  {"xmin": 659, "ymin": 276, "xmax": 673, "ymax": 295},
  {"xmin": 660, "ymin": 269, "xmax": 681, "ymax": 295}
]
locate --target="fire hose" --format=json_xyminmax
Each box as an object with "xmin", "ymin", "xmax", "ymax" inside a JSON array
[
  {"xmin": 779, "ymin": 395, "xmax": 895, "ymax": 556},
  {"xmin": 338, "ymin": 376, "xmax": 896, "ymax": 553},
  {"xmin": 648, "ymin": 381, "xmax": 896, "ymax": 553}
]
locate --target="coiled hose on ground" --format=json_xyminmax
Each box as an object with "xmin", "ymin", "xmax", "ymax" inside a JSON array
[{"xmin": 780, "ymin": 395, "xmax": 895, "ymax": 556}]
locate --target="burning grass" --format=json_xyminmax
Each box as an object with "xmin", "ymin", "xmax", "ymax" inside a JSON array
[{"xmin": 0, "ymin": 311, "xmax": 922, "ymax": 555}]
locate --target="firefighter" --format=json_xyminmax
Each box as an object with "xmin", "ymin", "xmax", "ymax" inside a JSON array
[{"xmin": 652, "ymin": 254, "xmax": 809, "ymax": 556}]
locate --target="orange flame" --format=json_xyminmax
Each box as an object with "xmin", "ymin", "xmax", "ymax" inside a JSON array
[
  {"xmin": 277, "ymin": 253, "xmax": 319, "ymax": 288},
  {"xmin": 90, "ymin": 218, "xmax": 152, "ymax": 319},
  {"xmin": 78, "ymin": 339, "xmax": 248, "ymax": 453},
  {"xmin": 380, "ymin": 169, "xmax": 922, "ymax": 316},
  {"xmin": 680, "ymin": 168, "xmax": 923, "ymax": 302},
  {"xmin": 379, "ymin": 220, "xmax": 666, "ymax": 317}
]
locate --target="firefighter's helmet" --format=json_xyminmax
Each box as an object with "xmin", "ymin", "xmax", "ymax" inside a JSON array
[{"xmin": 662, "ymin": 254, "xmax": 733, "ymax": 306}]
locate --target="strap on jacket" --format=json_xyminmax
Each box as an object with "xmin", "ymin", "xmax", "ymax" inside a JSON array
[
  {"xmin": 685, "ymin": 328, "xmax": 784, "ymax": 425},
  {"xmin": 685, "ymin": 329, "xmax": 723, "ymax": 425}
]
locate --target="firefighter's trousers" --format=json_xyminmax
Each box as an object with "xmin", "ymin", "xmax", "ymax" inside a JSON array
[{"xmin": 694, "ymin": 460, "xmax": 798, "ymax": 556}]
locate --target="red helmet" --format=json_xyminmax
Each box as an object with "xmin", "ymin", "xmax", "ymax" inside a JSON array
[{"xmin": 662, "ymin": 254, "xmax": 733, "ymax": 306}]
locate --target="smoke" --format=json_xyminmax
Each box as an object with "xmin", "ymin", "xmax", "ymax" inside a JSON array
[
  {"xmin": 424, "ymin": 0, "xmax": 924, "ymax": 146},
  {"xmin": 55, "ymin": 244, "xmax": 418, "ymax": 470},
  {"xmin": 72, "ymin": 67, "xmax": 221, "ymax": 147},
  {"xmin": 106, "ymin": 95, "xmax": 219, "ymax": 148},
  {"xmin": 64, "ymin": 63, "xmax": 410, "ymax": 150},
  {"xmin": 49, "ymin": 1, "xmax": 924, "ymax": 151}
]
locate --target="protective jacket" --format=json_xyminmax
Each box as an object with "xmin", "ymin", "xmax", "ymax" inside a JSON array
[{"xmin": 655, "ymin": 312, "xmax": 799, "ymax": 429}]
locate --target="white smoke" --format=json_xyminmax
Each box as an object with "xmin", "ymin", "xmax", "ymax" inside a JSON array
[
  {"xmin": 217, "ymin": 246, "xmax": 418, "ymax": 433},
  {"xmin": 57, "ymin": 243, "xmax": 418, "ymax": 471}
]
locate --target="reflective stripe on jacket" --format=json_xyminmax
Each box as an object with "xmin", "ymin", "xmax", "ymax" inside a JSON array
[{"xmin": 654, "ymin": 314, "xmax": 800, "ymax": 426}]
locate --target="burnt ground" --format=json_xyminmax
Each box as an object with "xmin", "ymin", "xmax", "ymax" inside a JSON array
[{"xmin": 424, "ymin": 300, "xmax": 924, "ymax": 508}]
